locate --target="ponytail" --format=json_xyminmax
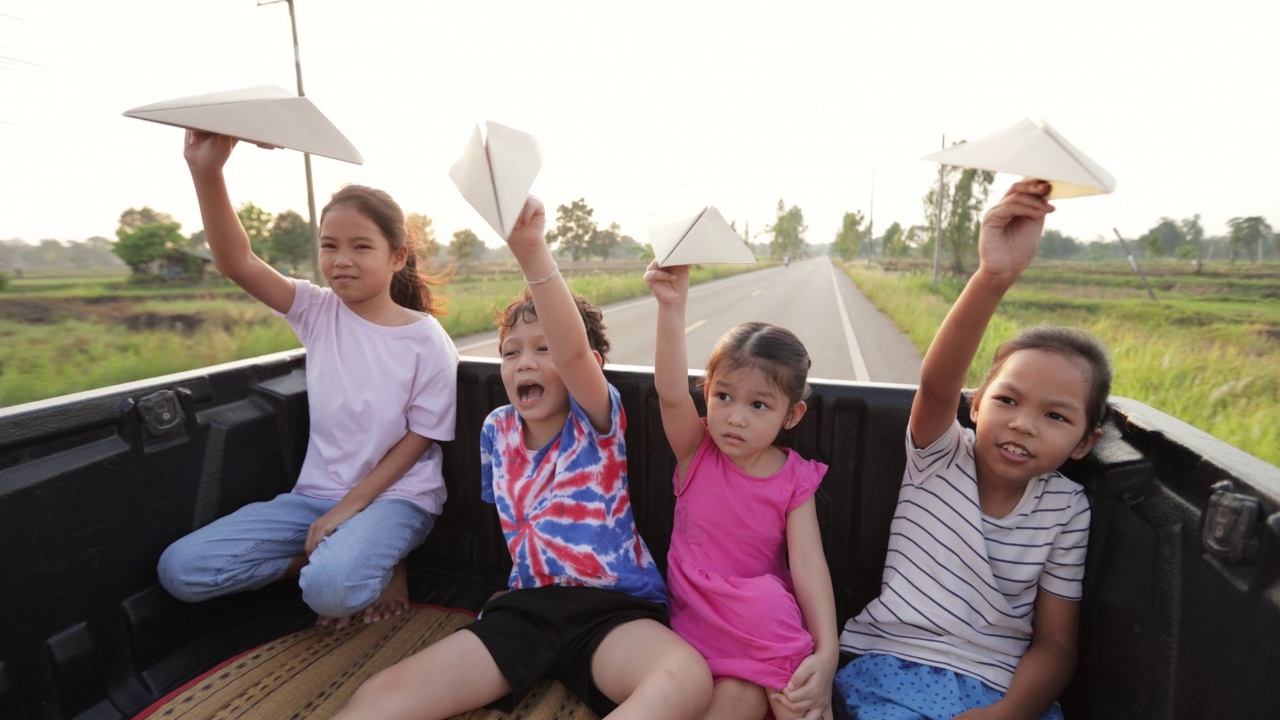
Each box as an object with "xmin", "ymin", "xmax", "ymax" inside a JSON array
[{"xmin": 391, "ymin": 234, "xmax": 453, "ymax": 316}]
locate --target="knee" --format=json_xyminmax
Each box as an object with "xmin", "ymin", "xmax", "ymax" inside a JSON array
[
  {"xmin": 157, "ymin": 539, "xmax": 207, "ymax": 602},
  {"xmin": 299, "ymin": 558, "xmax": 381, "ymax": 617},
  {"xmin": 659, "ymin": 644, "xmax": 713, "ymax": 714}
]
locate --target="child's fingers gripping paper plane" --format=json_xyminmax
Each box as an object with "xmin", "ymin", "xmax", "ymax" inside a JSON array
[
  {"xmin": 647, "ymin": 206, "xmax": 757, "ymax": 267},
  {"xmin": 449, "ymin": 122, "xmax": 543, "ymax": 241},
  {"xmin": 921, "ymin": 118, "xmax": 1115, "ymax": 199},
  {"xmin": 123, "ymin": 85, "xmax": 364, "ymax": 164}
]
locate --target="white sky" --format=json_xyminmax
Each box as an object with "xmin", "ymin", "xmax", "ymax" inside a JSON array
[{"xmin": 2, "ymin": 0, "xmax": 1277, "ymax": 249}]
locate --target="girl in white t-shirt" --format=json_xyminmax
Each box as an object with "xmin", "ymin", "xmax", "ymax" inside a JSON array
[{"xmin": 157, "ymin": 131, "xmax": 458, "ymax": 628}]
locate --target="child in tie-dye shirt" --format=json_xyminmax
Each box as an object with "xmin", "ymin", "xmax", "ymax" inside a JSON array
[{"xmin": 336, "ymin": 197, "xmax": 711, "ymax": 720}]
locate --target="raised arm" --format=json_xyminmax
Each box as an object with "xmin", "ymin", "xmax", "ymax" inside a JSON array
[
  {"xmin": 910, "ymin": 180, "xmax": 1054, "ymax": 449},
  {"xmin": 505, "ymin": 197, "xmax": 611, "ymax": 432},
  {"xmin": 184, "ymin": 131, "xmax": 295, "ymax": 314},
  {"xmin": 644, "ymin": 261, "xmax": 705, "ymax": 475}
]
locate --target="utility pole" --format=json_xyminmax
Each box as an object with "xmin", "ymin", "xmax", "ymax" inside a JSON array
[
  {"xmin": 258, "ymin": 0, "xmax": 319, "ymax": 281},
  {"xmin": 932, "ymin": 135, "xmax": 945, "ymax": 288},
  {"xmin": 865, "ymin": 171, "xmax": 875, "ymax": 262},
  {"xmin": 1113, "ymin": 228, "xmax": 1159, "ymax": 301}
]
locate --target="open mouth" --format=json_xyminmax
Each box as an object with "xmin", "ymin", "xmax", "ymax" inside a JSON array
[
  {"xmin": 517, "ymin": 382, "xmax": 545, "ymax": 404},
  {"xmin": 998, "ymin": 442, "xmax": 1032, "ymax": 458}
]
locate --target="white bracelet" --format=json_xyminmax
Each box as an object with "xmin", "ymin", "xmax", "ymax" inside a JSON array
[{"xmin": 525, "ymin": 263, "xmax": 560, "ymax": 286}]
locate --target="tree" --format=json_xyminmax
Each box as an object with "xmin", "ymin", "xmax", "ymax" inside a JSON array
[
  {"xmin": 118, "ymin": 207, "xmax": 176, "ymax": 236},
  {"xmin": 590, "ymin": 222, "xmax": 638, "ymax": 261},
  {"xmin": 1180, "ymin": 215, "xmax": 1205, "ymax": 270},
  {"xmin": 449, "ymin": 229, "xmax": 482, "ymax": 262},
  {"xmin": 545, "ymin": 198, "xmax": 597, "ymax": 261},
  {"xmin": 1139, "ymin": 217, "xmax": 1184, "ymax": 258},
  {"xmin": 271, "ymin": 210, "xmax": 313, "ymax": 270},
  {"xmin": 237, "ymin": 203, "xmax": 274, "ymax": 261},
  {"xmin": 114, "ymin": 222, "xmax": 183, "ymax": 274},
  {"xmin": 768, "ymin": 200, "xmax": 807, "ymax": 259},
  {"xmin": 880, "ymin": 222, "xmax": 908, "ymax": 257},
  {"xmin": 1227, "ymin": 216, "xmax": 1274, "ymax": 265},
  {"xmin": 929, "ymin": 167, "xmax": 994, "ymax": 273},
  {"xmin": 1038, "ymin": 229, "xmax": 1081, "ymax": 259},
  {"xmin": 406, "ymin": 212, "xmax": 438, "ymax": 261},
  {"xmin": 832, "ymin": 210, "xmax": 867, "ymax": 260}
]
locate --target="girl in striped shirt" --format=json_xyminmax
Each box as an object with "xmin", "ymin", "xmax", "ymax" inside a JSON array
[{"xmin": 835, "ymin": 180, "xmax": 1113, "ymax": 720}]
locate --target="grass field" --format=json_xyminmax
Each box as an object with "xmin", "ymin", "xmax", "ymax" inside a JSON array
[
  {"xmin": 839, "ymin": 258, "xmax": 1280, "ymax": 467},
  {"xmin": 0, "ymin": 261, "xmax": 757, "ymax": 408},
  {"xmin": 3, "ymin": 258, "xmax": 1275, "ymax": 466}
]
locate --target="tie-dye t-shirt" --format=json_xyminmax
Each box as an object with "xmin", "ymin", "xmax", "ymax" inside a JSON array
[{"xmin": 480, "ymin": 384, "xmax": 667, "ymax": 606}]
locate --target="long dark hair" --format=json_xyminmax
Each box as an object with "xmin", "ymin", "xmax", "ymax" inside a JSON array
[{"xmin": 320, "ymin": 185, "xmax": 451, "ymax": 315}]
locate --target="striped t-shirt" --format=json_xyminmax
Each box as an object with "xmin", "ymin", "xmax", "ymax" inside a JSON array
[{"xmin": 839, "ymin": 419, "xmax": 1090, "ymax": 691}]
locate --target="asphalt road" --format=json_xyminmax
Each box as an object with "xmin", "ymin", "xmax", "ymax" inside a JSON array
[{"xmin": 453, "ymin": 256, "xmax": 922, "ymax": 385}]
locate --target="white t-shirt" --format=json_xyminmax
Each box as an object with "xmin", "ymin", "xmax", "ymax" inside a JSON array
[
  {"xmin": 283, "ymin": 279, "xmax": 458, "ymax": 515},
  {"xmin": 839, "ymin": 419, "xmax": 1090, "ymax": 691}
]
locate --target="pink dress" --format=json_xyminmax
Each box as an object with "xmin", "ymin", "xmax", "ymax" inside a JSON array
[{"xmin": 667, "ymin": 432, "xmax": 829, "ymax": 689}]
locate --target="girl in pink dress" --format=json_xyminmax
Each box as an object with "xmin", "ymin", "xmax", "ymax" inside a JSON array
[{"xmin": 646, "ymin": 261, "xmax": 839, "ymax": 720}]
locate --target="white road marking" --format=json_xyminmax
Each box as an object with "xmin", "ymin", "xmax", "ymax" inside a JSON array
[
  {"xmin": 685, "ymin": 319, "xmax": 707, "ymax": 334},
  {"xmin": 830, "ymin": 262, "xmax": 870, "ymax": 382},
  {"xmin": 456, "ymin": 337, "xmax": 494, "ymax": 352}
]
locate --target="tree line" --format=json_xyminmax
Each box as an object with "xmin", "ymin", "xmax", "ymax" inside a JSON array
[
  {"xmin": 97, "ymin": 197, "xmax": 656, "ymax": 281},
  {"xmin": 825, "ymin": 155, "xmax": 1274, "ymax": 272},
  {"xmin": 3, "ymin": 179, "xmax": 1272, "ymax": 285}
]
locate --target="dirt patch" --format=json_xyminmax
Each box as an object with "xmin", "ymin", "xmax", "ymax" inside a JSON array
[
  {"xmin": 0, "ymin": 296, "xmax": 204, "ymax": 335},
  {"xmin": 122, "ymin": 312, "xmax": 204, "ymax": 334},
  {"xmin": 0, "ymin": 297, "xmax": 139, "ymax": 325}
]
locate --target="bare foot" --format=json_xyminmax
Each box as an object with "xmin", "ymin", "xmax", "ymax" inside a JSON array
[
  {"xmin": 316, "ymin": 613, "xmax": 357, "ymax": 630},
  {"xmin": 362, "ymin": 561, "xmax": 410, "ymax": 624}
]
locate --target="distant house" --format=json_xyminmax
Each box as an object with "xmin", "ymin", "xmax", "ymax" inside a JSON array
[{"xmin": 155, "ymin": 245, "xmax": 214, "ymax": 280}]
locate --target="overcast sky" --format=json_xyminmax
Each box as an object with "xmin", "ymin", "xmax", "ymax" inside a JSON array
[{"xmin": 2, "ymin": 0, "xmax": 1276, "ymax": 250}]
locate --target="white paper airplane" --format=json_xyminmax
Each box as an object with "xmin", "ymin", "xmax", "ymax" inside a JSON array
[
  {"xmin": 647, "ymin": 206, "xmax": 756, "ymax": 267},
  {"xmin": 448, "ymin": 121, "xmax": 542, "ymax": 240},
  {"xmin": 920, "ymin": 118, "xmax": 1115, "ymax": 199},
  {"xmin": 123, "ymin": 85, "xmax": 363, "ymax": 164}
]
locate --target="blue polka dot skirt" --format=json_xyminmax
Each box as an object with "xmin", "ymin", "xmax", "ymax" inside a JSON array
[{"xmin": 833, "ymin": 654, "xmax": 1065, "ymax": 720}]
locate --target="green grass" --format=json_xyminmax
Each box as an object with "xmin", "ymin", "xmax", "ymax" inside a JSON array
[
  {"xmin": 839, "ymin": 261, "xmax": 1280, "ymax": 467},
  {"xmin": 0, "ymin": 262, "xmax": 763, "ymax": 407}
]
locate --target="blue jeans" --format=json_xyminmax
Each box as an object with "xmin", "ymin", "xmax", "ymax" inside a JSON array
[{"xmin": 157, "ymin": 492, "xmax": 436, "ymax": 617}]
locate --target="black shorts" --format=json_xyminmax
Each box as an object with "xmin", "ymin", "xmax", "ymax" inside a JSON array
[{"xmin": 464, "ymin": 585, "xmax": 669, "ymax": 716}]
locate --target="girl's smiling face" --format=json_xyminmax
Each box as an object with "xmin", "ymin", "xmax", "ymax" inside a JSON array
[
  {"xmin": 970, "ymin": 348, "xmax": 1101, "ymax": 492},
  {"xmin": 318, "ymin": 204, "xmax": 405, "ymax": 307},
  {"xmin": 705, "ymin": 365, "xmax": 806, "ymax": 476}
]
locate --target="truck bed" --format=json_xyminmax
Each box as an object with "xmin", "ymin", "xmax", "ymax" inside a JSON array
[{"xmin": 1, "ymin": 351, "xmax": 1277, "ymax": 718}]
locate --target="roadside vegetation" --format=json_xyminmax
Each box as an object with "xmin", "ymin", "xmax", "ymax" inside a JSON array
[
  {"xmin": 0, "ymin": 262, "xmax": 757, "ymax": 408},
  {"xmin": 839, "ymin": 259, "xmax": 1280, "ymax": 467}
]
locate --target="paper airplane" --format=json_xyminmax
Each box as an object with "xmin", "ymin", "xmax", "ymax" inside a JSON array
[
  {"xmin": 920, "ymin": 118, "xmax": 1115, "ymax": 199},
  {"xmin": 123, "ymin": 85, "xmax": 363, "ymax": 164},
  {"xmin": 448, "ymin": 122, "xmax": 542, "ymax": 240},
  {"xmin": 647, "ymin": 206, "xmax": 756, "ymax": 267}
]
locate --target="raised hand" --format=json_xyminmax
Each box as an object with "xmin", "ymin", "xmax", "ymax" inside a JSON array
[
  {"xmin": 183, "ymin": 130, "xmax": 238, "ymax": 176},
  {"xmin": 505, "ymin": 196, "xmax": 547, "ymax": 259},
  {"xmin": 977, "ymin": 179, "xmax": 1055, "ymax": 284},
  {"xmin": 643, "ymin": 260, "xmax": 689, "ymax": 307}
]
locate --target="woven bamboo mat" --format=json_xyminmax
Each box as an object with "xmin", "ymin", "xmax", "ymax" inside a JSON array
[{"xmin": 134, "ymin": 605, "xmax": 597, "ymax": 720}]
